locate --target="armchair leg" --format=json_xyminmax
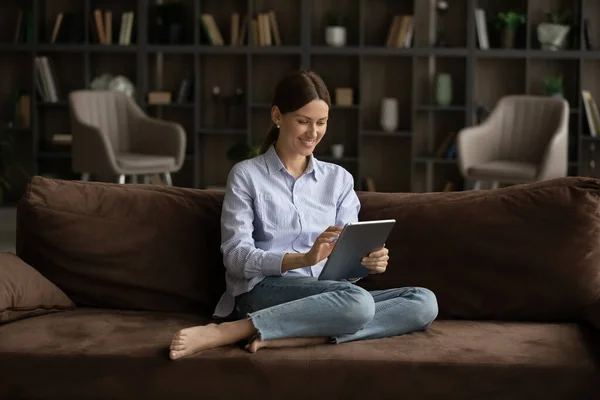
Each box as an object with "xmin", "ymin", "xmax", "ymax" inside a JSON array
[
  {"xmin": 130, "ymin": 175, "xmax": 139, "ymax": 184},
  {"xmin": 473, "ymin": 181, "xmax": 482, "ymax": 190},
  {"xmin": 118, "ymin": 174, "xmax": 126, "ymax": 184},
  {"xmin": 161, "ymin": 172, "xmax": 173, "ymax": 186},
  {"xmin": 143, "ymin": 175, "xmax": 151, "ymax": 184},
  {"xmin": 81, "ymin": 173, "xmax": 90, "ymax": 181},
  {"xmin": 491, "ymin": 181, "xmax": 499, "ymax": 189}
]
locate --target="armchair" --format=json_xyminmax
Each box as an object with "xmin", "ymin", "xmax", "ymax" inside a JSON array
[
  {"xmin": 68, "ymin": 90, "xmax": 186, "ymax": 184},
  {"xmin": 457, "ymin": 95, "xmax": 569, "ymax": 189}
]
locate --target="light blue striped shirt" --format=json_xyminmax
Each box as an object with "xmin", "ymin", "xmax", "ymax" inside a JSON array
[{"xmin": 213, "ymin": 144, "xmax": 361, "ymax": 318}]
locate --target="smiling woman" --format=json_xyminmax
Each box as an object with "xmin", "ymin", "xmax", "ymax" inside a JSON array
[
  {"xmin": 259, "ymin": 70, "xmax": 331, "ymax": 161},
  {"xmin": 168, "ymin": 69, "xmax": 438, "ymax": 360}
]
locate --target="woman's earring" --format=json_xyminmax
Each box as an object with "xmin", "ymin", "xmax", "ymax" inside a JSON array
[{"xmin": 277, "ymin": 124, "xmax": 280, "ymax": 128}]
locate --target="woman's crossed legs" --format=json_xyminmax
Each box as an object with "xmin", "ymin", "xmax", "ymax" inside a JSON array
[{"xmin": 169, "ymin": 276, "xmax": 438, "ymax": 360}]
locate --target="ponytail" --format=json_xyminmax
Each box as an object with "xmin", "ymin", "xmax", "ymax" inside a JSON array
[{"xmin": 259, "ymin": 124, "xmax": 279, "ymax": 154}]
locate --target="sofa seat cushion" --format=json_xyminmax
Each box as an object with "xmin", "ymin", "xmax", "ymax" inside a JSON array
[
  {"xmin": 467, "ymin": 160, "xmax": 538, "ymax": 181},
  {"xmin": 116, "ymin": 152, "xmax": 176, "ymax": 170},
  {"xmin": 1, "ymin": 308, "xmax": 598, "ymax": 400}
]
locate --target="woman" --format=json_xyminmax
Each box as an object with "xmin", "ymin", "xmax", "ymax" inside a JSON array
[{"xmin": 169, "ymin": 70, "xmax": 438, "ymax": 360}]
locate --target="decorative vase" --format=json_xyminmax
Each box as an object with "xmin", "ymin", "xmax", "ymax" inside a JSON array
[
  {"xmin": 537, "ymin": 23, "xmax": 570, "ymax": 51},
  {"xmin": 325, "ymin": 26, "xmax": 346, "ymax": 47},
  {"xmin": 435, "ymin": 74, "xmax": 452, "ymax": 106},
  {"xmin": 331, "ymin": 144, "xmax": 344, "ymax": 159},
  {"xmin": 380, "ymin": 98, "xmax": 398, "ymax": 133},
  {"xmin": 502, "ymin": 28, "xmax": 516, "ymax": 49}
]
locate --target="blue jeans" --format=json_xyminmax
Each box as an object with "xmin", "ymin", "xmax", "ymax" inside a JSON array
[{"xmin": 234, "ymin": 276, "xmax": 438, "ymax": 344}]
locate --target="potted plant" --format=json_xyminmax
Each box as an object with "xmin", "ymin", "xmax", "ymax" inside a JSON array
[
  {"xmin": 537, "ymin": 9, "xmax": 571, "ymax": 50},
  {"xmin": 543, "ymin": 75, "xmax": 564, "ymax": 98},
  {"xmin": 497, "ymin": 11, "xmax": 525, "ymax": 48},
  {"xmin": 325, "ymin": 12, "xmax": 347, "ymax": 47}
]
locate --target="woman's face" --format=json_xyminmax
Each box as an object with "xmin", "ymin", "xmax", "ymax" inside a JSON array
[{"xmin": 274, "ymin": 99, "xmax": 329, "ymax": 158}]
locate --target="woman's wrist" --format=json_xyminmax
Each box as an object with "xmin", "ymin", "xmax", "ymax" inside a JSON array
[{"xmin": 281, "ymin": 253, "xmax": 311, "ymax": 272}]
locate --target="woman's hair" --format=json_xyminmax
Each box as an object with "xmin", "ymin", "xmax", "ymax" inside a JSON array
[{"xmin": 258, "ymin": 70, "xmax": 331, "ymax": 154}]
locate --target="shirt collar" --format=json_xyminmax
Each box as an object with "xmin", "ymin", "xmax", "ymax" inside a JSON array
[{"xmin": 264, "ymin": 144, "xmax": 321, "ymax": 181}]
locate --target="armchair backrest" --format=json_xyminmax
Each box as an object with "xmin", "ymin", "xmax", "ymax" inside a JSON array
[
  {"xmin": 69, "ymin": 90, "xmax": 135, "ymax": 153},
  {"xmin": 489, "ymin": 95, "xmax": 569, "ymax": 163}
]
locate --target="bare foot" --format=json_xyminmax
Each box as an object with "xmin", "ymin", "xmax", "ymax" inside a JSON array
[
  {"xmin": 245, "ymin": 336, "xmax": 329, "ymax": 353},
  {"xmin": 170, "ymin": 319, "xmax": 256, "ymax": 360}
]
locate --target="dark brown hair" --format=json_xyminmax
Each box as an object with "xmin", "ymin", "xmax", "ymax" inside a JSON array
[{"xmin": 259, "ymin": 70, "xmax": 331, "ymax": 154}]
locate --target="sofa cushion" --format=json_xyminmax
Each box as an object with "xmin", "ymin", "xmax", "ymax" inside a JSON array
[
  {"xmin": 355, "ymin": 177, "xmax": 600, "ymax": 325},
  {"xmin": 0, "ymin": 308, "xmax": 598, "ymax": 399},
  {"xmin": 0, "ymin": 252, "xmax": 74, "ymax": 324},
  {"xmin": 16, "ymin": 177, "xmax": 226, "ymax": 315}
]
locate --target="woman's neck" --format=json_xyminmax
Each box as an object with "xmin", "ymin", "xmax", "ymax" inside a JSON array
[{"xmin": 274, "ymin": 142, "xmax": 308, "ymax": 178}]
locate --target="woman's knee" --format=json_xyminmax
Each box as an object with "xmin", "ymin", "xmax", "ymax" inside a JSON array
[
  {"xmin": 338, "ymin": 285, "xmax": 375, "ymax": 331},
  {"xmin": 412, "ymin": 287, "xmax": 439, "ymax": 328}
]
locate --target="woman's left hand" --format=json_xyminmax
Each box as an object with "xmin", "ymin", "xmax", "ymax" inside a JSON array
[{"xmin": 361, "ymin": 247, "xmax": 389, "ymax": 274}]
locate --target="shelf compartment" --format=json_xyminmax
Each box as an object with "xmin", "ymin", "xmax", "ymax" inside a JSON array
[
  {"xmin": 415, "ymin": 56, "xmax": 467, "ymax": 107},
  {"xmin": 89, "ymin": 51, "xmax": 138, "ymax": 93},
  {"xmin": 527, "ymin": 58, "xmax": 579, "ymax": 109},
  {"xmin": 36, "ymin": 52, "xmax": 85, "ymax": 102},
  {"xmin": 475, "ymin": 58, "xmax": 526, "ymax": 108},
  {"xmin": 39, "ymin": 0, "xmax": 85, "ymax": 44},
  {"xmin": 251, "ymin": 0, "xmax": 301, "ymax": 46},
  {"xmin": 310, "ymin": 54, "xmax": 359, "ymax": 105},
  {"xmin": 0, "ymin": 1, "xmax": 33, "ymax": 44},
  {"xmin": 362, "ymin": 0, "xmax": 414, "ymax": 47},
  {"xmin": 528, "ymin": 0, "xmax": 580, "ymax": 51},
  {"xmin": 148, "ymin": 0, "xmax": 194, "ymax": 45},
  {"xmin": 199, "ymin": 0, "xmax": 248, "ymax": 46},
  {"xmin": 362, "ymin": 55, "xmax": 412, "ymax": 132},
  {"xmin": 311, "ymin": 0, "xmax": 360, "ymax": 47},
  {"xmin": 0, "ymin": 52, "xmax": 33, "ymax": 128},
  {"xmin": 199, "ymin": 54, "xmax": 247, "ymax": 130},
  {"xmin": 361, "ymin": 136, "xmax": 411, "ymax": 193},
  {"xmin": 251, "ymin": 54, "xmax": 301, "ymax": 104},
  {"xmin": 475, "ymin": 0, "xmax": 527, "ymax": 50},
  {"xmin": 147, "ymin": 53, "xmax": 194, "ymax": 104}
]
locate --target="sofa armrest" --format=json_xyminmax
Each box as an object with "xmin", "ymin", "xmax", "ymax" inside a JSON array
[
  {"xmin": 456, "ymin": 122, "xmax": 496, "ymax": 176},
  {"xmin": 131, "ymin": 116, "xmax": 187, "ymax": 169},
  {"xmin": 537, "ymin": 130, "xmax": 568, "ymax": 180}
]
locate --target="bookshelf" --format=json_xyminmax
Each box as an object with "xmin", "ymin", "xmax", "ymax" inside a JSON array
[{"xmin": 1, "ymin": 0, "xmax": 600, "ymax": 205}]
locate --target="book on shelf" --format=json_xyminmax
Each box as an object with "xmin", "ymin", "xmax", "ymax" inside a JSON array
[
  {"xmin": 385, "ymin": 15, "xmax": 414, "ymax": 48},
  {"xmin": 14, "ymin": 10, "xmax": 33, "ymax": 44},
  {"xmin": 200, "ymin": 14, "xmax": 225, "ymax": 45},
  {"xmin": 582, "ymin": 90, "xmax": 600, "ymax": 137},
  {"xmin": 34, "ymin": 56, "xmax": 60, "ymax": 103},
  {"xmin": 90, "ymin": 9, "xmax": 134, "ymax": 45},
  {"xmin": 48, "ymin": 12, "xmax": 84, "ymax": 43},
  {"xmin": 200, "ymin": 10, "xmax": 281, "ymax": 46},
  {"xmin": 10, "ymin": 90, "xmax": 31, "ymax": 129},
  {"xmin": 474, "ymin": 8, "xmax": 489, "ymax": 49}
]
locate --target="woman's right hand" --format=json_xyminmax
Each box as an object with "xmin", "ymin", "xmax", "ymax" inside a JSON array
[{"xmin": 303, "ymin": 226, "xmax": 344, "ymax": 266}]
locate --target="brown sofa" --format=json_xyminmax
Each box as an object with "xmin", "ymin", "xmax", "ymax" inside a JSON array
[{"xmin": 1, "ymin": 175, "xmax": 600, "ymax": 399}]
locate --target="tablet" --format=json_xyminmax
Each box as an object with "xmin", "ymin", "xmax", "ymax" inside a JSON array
[{"xmin": 318, "ymin": 219, "xmax": 396, "ymax": 281}]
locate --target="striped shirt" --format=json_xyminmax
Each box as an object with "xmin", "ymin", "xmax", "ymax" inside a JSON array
[{"xmin": 213, "ymin": 144, "xmax": 361, "ymax": 318}]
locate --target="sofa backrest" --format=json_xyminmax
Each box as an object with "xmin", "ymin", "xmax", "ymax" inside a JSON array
[
  {"xmin": 17, "ymin": 177, "xmax": 226, "ymax": 316},
  {"xmin": 16, "ymin": 176, "xmax": 600, "ymax": 324}
]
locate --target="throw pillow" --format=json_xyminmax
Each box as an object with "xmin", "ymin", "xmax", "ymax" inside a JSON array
[{"xmin": 0, "ymin": 252, "xmax": 75, "ymax": 324}]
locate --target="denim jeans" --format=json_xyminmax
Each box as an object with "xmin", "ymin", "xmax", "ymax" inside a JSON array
[{"xmin": 234, "ymin": 276, "xmax": 438, "ymax": 344}]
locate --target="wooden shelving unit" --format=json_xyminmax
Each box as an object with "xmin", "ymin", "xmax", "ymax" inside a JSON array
[{"xmin": 1, "ymin": 0, "xmax": 599, "ymax": 204}]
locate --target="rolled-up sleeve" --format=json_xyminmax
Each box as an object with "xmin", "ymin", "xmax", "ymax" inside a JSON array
[{"xmin": 220, "ymin": 164, "xmax": 285, "ymax": 280}]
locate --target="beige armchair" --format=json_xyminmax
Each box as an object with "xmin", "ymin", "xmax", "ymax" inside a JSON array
[
  {"xmin": 68, "ymin": 90, "xmax": 186, "ymax": 185},
  {"xmin": 457, "ymin": 95, "xmax": 569, "ymax": 189}
]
